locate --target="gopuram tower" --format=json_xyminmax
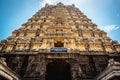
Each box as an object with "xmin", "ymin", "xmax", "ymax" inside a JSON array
[{"xmin": 0, "ymin": 2, "xmax": 120, "ymax": 80}]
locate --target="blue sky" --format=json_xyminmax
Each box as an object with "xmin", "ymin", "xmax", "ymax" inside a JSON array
[{"xmin": 0, "ymin": 0, "xmax": 120, "ymax": 43}]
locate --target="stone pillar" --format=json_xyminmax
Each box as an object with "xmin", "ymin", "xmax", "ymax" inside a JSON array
[
  {"xmin": 39, "ymin": 54, "xmax": 47, "ymax": 80},
  {"xmin": 70, "ymin": 60, "xmax": 81, "ymax": 80}
]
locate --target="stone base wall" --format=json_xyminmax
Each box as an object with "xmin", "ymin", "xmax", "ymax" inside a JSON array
[{"xmin": 2, "ymin": 52, "xmax": 113, "ymax": 80}]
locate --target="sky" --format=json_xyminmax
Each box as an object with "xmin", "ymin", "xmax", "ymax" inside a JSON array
[{"xmin": 0, "ymin": 0, "xmax": 120, "ymax": 43}]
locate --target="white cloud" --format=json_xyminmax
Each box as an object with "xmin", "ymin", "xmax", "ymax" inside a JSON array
[
  {"xmin": 41, "ymin": 0, "xmax": 57, "ymax": 6},
  {"xmin": 101, "ymin": 25, "xmax": 120, "ymax": 33}
]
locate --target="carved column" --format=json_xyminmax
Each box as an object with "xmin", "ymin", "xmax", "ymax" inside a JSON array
[
  {"xmin": 70, "ymin": 59, "xmax": 81, "ymax": 80},
  {"xmin": 39, "ymin": 54, "xmax": 47, "ymax": 80}
]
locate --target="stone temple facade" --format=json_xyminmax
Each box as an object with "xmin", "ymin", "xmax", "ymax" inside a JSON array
[{"xmin": 0, "ymin": 2, "xmax": 120, "ymax": 80}]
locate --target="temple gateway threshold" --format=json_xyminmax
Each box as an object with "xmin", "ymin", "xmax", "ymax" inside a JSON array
[
  {"xmin": 0, "ymin": 2, "xmax": 120, "ymax": 80},
  {"xmin": 45, "ymin": 59, "xmax": 71, "ymax": 80}
]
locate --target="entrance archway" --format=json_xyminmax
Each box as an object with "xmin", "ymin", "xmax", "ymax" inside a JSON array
[{"xmin": 45, "ymin": 59, "xmax": 71, "ymax": 80}]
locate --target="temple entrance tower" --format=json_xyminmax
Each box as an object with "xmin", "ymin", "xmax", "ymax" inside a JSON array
[{"xmin": 0, "ymin": 2, "xmax": 120, "ymax": 80}]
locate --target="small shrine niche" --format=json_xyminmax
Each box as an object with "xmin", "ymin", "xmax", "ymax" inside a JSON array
[
  {"xmin": 73, "ymin": 32, "xmax": 79, "ymax": 37},
  {"xmin": 83, "ymin": 39, "xmax": 88, "ymax": 43},
  {"xmin": 12, "ymin": 31, "xmax": 18, "ymax": 37},
  {"xmin": 46, "ymin": 19, "xmax": 50, "ymax": 23},
  {"xmin": 79, "ymin": 24, "xmax": 84, "ymax": 29},
  {"xmin": 48, "ymin": 16, "xmax": 54, "ymax": 19},
  {"xmin": 17, "ymin": 38, "xmax": 30, "ymax": 43},
  {"xmin": 43, "ymin": 24, "xmax": 49, "ymax": 29},
  {"xmin": 82, "ymin": 31, "xmax": 91, "ymax": 38},
  {"xmin": 88, "ymin": 24, "xmax": 93, "ymax": 29},
  {"xmin": 39, "ymin": 31, "xmax": 45, "ymax": 37},
  {"xmin": 16, "ymin": 39, "xmax": 22, "ymax": 43},
  {"xmin": 104, "ymin": 45, "xmax": 113, "ymax": 52},
  {"xmin": 19, "ymin": 32, "xmax": 25, "ymax": 37},
  {"xmin": 56, "ymin": 17, "xmax": 63, "ymax": 24},
  {"xmin": 26, "ymin": 25, "xmax": 32, "ymax": 29},
  {"xmin": 54, "ymin": 41, "xmax": 64, "ymax": 47},
  {"xmin": 21, "ymin": 25, "xmax": 26, "ymax": 29},
  {"xmin": 71, "ymin": 25, "xmax": 76, "ymax": 29},
  {"xmin": 32, "ymin": 20, "xmax": 36, "ymax": 23},
  {"xmin": 93, "ymin": 24, "xmax": 97, "ymax": 29},
  {"xmin": 77, "ymin": 44, "xmax": 86, "ymax": 51},
  {"xmin": 88, "ymin": 19, "xmax": 92, "ymax": 23},
  {"xmin": 89, "ymin": 43, "xmax": 103, "ymax": 51},
  {"xmin": 114, "ymin": 45, "xmax": 120, "ymax": 52},
  {"xmin": 94, "ymin": 32, "xmax": 100, "ymax": 37},
  {"xmin": 15, "ymin": 44, "xmax": 23, "ymax": 50},
  {"xmin": 66, "ymin": 15, "xmax": 71, "ymax": 19},
  {"xmin": 73, "ymin": 15, "xmax": 78, "ymax": 18},
  {"xmin": 15, "ymin": 43, "xmax": 29, "ymax": 51},
  {"xmin": 32, "ymin": 24, "xmax": 40, "ymax": 29},
  {"xmin": 15, "ymin": 38, "xmax": 30, "ymax": 51},
  {"xmin": 26, "ymin": 31, "xmax": 36, "ymax": 37},
  {"xmin": 104, "ymin": 38, "xmax": 111, "ymax": 43},
  {"xmin": 101, "ymin": 32, "xmax": 107, "ymax": 38},
  {"xmin": 37, "ymin": 19, "xmax": 42, "ymax": 23},
  {"xmin": 32, "ymin": 43, "xmax": 42, "ymax": 51},
  {"xmin": 5, "ymin": 44, "xmax": 14, "ymax": 52}
]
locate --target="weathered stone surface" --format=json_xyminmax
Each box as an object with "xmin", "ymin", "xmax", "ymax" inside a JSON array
[{"xmin": 0, "ymin": 2, "xmax": 120, "ymax": 80}]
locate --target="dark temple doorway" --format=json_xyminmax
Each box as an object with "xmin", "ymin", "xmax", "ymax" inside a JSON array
[{"xmin": 45, "ymin": 59, "xmax": 71, "ymax": 80}]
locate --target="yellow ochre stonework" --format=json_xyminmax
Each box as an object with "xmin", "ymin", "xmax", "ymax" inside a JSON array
[{"xmin": 0, "ymin": 2, "xmax": 120, "ymax": 80}]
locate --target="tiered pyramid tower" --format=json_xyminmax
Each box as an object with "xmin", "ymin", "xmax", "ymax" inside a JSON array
[{"xmin": 0, "ymin": 2, "xmax": 120, "ymax": 80}]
